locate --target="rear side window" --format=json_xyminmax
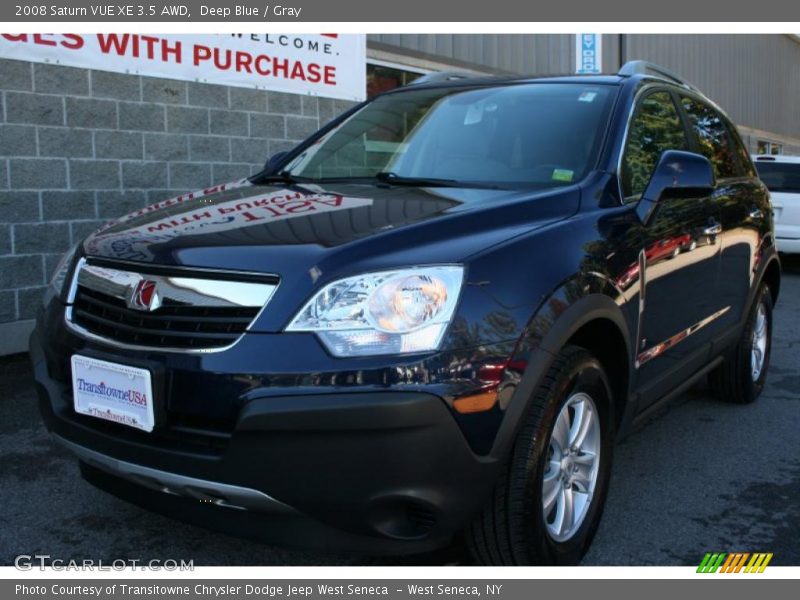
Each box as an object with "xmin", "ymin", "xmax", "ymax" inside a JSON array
[
  {"xmin": 680, "ymin": 96, "xmax": 745, "ymax": 179},
  {"xmin": 754, "ymin": 161, "xmax": 800, "ymax": 193},
  {"xmin": 621, "ymin": 91, "xmax": 689, "ymax": 201}
]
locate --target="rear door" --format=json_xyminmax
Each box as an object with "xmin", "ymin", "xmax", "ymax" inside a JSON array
[{"xmin": 678, "ymin": 95, "xmax": 768, "ymax": 333}]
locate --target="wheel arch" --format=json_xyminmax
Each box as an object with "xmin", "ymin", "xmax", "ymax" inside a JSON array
[
  {"xmin": 761, "ymin": 256, "xmax": 781, "ymax": 305},
  {"xmin": 565, "ymin": 317, "xmax": 630, "ymax": 434},
  {"xmin": 489, "ymin": 285, "xmax": 635, "ymax": 460}
]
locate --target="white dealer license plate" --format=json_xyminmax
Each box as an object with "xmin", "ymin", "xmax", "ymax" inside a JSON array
[{"xmin": 71, "ymin": 355, "xmax": 155, "ymax": 432}]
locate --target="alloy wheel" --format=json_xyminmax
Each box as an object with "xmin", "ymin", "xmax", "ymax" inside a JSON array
[
  {"xmin": 751, "ymin": 301, "xmax": 768, "ymax": 381},
  {"xmin": 542, "ymin": 392, "xmax": 601, "ymax": 542}
]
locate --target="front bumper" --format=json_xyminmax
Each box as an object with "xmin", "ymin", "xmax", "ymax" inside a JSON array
[{"xmin": 31, "ymin": 322, "xmax": 502, "ymax": 554}]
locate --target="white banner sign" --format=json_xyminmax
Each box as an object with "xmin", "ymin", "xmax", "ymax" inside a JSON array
[{"xmin": 0, "ymin": 33, "xmax": 367, "ymax": 101}]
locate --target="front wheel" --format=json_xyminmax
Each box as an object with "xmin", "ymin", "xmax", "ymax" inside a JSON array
[
  {"xmin": 709, "ymin": 284, "xmax": 773, "ymax": 404},
  {"xmin": 466, "ymin": 346, "xmax": 614, "ymax": 565}
]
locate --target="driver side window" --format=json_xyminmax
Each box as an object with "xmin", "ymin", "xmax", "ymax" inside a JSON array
[{"xmin": 621, "ymin": 91, "xmax": 689, "ymax": 201}]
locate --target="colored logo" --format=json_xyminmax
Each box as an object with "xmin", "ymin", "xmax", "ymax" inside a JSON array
[
  {"xmin": 128, "ymin": 280, "xmax": 160, "ymax": 311},
  {"xmin": 697, "ymin": 552, "xmax": 773, "ymax": 573}
]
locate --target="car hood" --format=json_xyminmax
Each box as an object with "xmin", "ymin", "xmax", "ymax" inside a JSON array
[{"xmin": 82, "ymin": 177, "xmax": 580, "ymax": 278}]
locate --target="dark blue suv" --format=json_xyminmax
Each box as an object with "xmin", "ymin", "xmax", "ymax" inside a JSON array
[{"xmin": 31, "ymin": 61, "xmax": 780, "ymax": 565}]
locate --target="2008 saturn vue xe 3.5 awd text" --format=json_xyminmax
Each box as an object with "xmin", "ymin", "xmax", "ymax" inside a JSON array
[{"xmin": 31, "ymin": 61, "xmax": 780, "ymax": 565}]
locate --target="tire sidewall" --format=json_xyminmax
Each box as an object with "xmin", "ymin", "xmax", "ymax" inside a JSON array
[
  {"xmin": 743, "ymin": 286, "xmax": 773, "ymax": 399},
  {"xmin": 518, "ymin": 353, "xmax": 614, "ymax": 565}
]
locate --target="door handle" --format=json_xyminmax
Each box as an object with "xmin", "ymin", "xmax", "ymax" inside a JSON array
[
  {"xmin": 704, "ymin": 223, "xmax": 722, "ymax": 236},
  {"xmin": 749, "ymin": 208, "xmax": 763, "ymax": 220}
]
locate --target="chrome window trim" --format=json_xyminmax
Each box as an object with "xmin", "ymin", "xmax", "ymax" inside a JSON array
[{"xmin": 64, "ymin": 259, "xmax": 279, "ymax": 354}]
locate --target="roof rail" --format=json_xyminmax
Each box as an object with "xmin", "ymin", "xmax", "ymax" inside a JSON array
[
  {"xmin": 618, "ymin": 60, "xmax": 698, "ymax": 92},
  {"xmin": 407, "ymin": 71, "xmax": 473, "ymax": 86}
]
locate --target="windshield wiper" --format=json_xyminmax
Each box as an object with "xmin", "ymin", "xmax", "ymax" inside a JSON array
[
  {"xmin": 255, "ymin": 170, "xmax": 311, "ymax": 185},
  {"xmin": 256, "ymin": 171, "xmax": 501, "ymax": 189},
  {"xmin": 375, "ymin": 171, "xmax": 497, "ymax": 188}
]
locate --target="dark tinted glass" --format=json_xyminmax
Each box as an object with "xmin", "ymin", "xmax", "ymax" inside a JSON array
[
  {"xmin": 680, "ymin": 96, "xmax": 743, "ymax": 179},
  {"xmin": 754, "ymin": 161, "xmax": 800, "ymax": 193},
  {"xmin": 285, "ymin": 83, "xmax": 616, "ymax": 187},
  {"xmin": 621, "ymin": 91, "xmax": 688, "ymax": 200}
]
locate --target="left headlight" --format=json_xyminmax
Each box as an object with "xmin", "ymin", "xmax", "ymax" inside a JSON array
[{"xmin": 286, "ymin": 266, "xmax": 464, "ymax": 357}]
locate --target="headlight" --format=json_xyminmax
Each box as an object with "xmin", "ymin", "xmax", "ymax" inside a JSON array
[
  {"xmin": 48, "ymin": 243, "xmax": 79, "ymax": 302},
  {"xmin": 286, "ymin": 266, "xmax": 464, "ymax": 357}
]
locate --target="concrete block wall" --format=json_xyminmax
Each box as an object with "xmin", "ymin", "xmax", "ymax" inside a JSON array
[{"xmin": 0, "ymin": 58, "xmax": 357, "ymax": 354}]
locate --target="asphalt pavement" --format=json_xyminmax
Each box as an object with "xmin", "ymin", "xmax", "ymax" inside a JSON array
[{"xmin": 1, "ymin": 259, "xmax": 799, "ymax": 567}]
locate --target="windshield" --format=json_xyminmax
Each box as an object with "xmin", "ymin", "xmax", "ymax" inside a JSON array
[
  {"xmin": 754, "ymin": 161, "xmax": 800, "ymax": 193},
  {"xmin": 281, "ymin": 83, "xmax": 617, "ymax": 188}
]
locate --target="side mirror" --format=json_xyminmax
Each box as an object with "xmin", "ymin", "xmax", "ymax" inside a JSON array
[
  {"xmin": 264, "ymin": 151, "xmax": 288, "ymax": 172},
  {"xmin": 637, "ymin": 150, "xmax": 715, "ymax": 224}
]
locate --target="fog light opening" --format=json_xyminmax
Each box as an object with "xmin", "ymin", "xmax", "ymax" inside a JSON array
[{"xmin": 369, "ymin": 497, "xmax": 439, "ymax": 540}]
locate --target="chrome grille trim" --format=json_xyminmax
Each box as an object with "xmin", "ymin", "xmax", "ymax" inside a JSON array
[
  {"xmin": 64, "ymin": 258, "xmax": 278, "ymax": 353},
  {"xmin": 76, "ymin": 262, "xmax": 277, "ymax": 308}
]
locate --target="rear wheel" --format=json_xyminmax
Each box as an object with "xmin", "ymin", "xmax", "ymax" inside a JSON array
[
  {"xmin": 466, "ymin": 346, "xmax": 614, "ymax": 565},
  {"xmin": 709, "ymin": 284, "xmax": 773, "ymax": 404}
]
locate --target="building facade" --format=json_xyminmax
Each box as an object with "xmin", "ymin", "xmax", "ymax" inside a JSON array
[{"xmin": 1, "ymin": 33, "xmax": 799, "ymax": 354}]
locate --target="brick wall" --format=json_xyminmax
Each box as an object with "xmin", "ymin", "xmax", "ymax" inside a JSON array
[{"xmin": 0, "ymin": 58, "xmax": 356, "ymax": 352}]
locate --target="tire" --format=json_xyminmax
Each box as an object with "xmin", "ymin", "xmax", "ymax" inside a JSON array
[
  {"xmin": 466, "ymin": 345, "xmax": 614, "ymax": 565},
  {"xmin": 709, "ymin": 284, "xmax": 773, "ymax": 404}
]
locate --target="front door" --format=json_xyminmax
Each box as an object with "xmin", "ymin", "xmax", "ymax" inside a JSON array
[{"xmin": 620, "ymin": 89, "xmax": 722, "ymax": 406}]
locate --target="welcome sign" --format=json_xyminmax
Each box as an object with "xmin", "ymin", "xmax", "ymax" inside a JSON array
[{"xmin": 0, "ymin": 33, "xmax": 367, "ymax": 101}]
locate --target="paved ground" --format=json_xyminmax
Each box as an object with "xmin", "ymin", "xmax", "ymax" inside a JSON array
[{"xmin": 1, "ymin": 259, "xmax": 799, "ymax": 567}]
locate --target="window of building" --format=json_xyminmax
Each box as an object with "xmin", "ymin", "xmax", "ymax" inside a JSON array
[
  {"xmin": 757, "ymin": 140, "xmax": 783, "ymax": 156},
  {"xmin": 366, "ymin": 63, "xmax": 428, "ymax": 98},
  {"xmin": 621, "ymin": 91, "xmax": 689, "ymax": 201}
]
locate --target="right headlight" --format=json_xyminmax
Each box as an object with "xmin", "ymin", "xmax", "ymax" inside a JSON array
[{"xmin": 286, "ymin": 266, "xmax": 464, "ymax": 357}]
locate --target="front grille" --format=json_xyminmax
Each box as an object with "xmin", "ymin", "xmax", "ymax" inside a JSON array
[{"xmin": 72, "ymin": 286, "xmax": 260, "ymax": 350}]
